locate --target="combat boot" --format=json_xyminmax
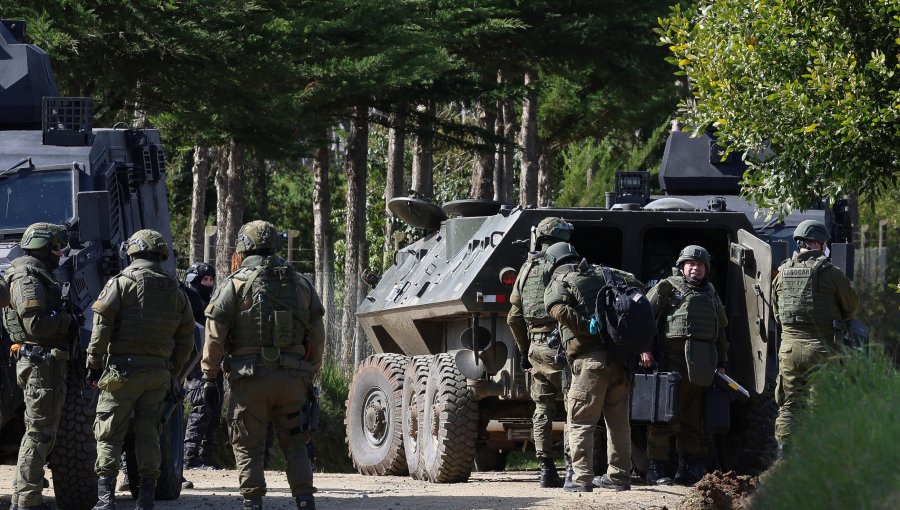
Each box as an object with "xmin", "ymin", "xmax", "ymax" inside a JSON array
[
  {"xmin": 243, "ymin": 498, "xmax": 262, "ymax": 510},
  {"xmin": 562, "ymin": 459, "xmax": 577, "ymax": 490},
  {"xmin": 296, "ymin": 495, "xmax": 315, "ymax": 510},
  {"xmin": 674, "ymin": 454, "xmax": 705, "ymax": 486},
  {"xmin": 538, "ymin": 457, "xmax": 563, "ymax": 488},
  {"xmin": 646, "ymin": 459, "xmax": 672, "ymax": 485},
  {"xmin": 93, "ymin": 476, "xmax": 117, "ymax": 510},
  {"xmin": 134, "ymin": 479, "xmax": 155, "ymax": 510}
]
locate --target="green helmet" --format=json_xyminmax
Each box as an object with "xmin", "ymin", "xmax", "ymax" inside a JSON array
[
  {"xmin": 125, "ymin": 229, "xmax": 169, "ymax": 260},
  {"xmin": 676, "ymin": 245, "xmax": 710, "ymax": 270},
  {"xmin": 20, "ymin": 223, "xmax": 67, "ymax": 251},
  {"xmin": 793, "ymin": 220, "xmax": 829, "ymax": 243},
  {"xmin": 545, "ymin": 242, "xmax": 580, "ymax": 268},
  {"xmin": 236, "ymin": 220, "xmax": 277, "ymax": 253},
  {"xmin": 535, "ymin": 217, "xmax": 573, "ymax": 242}
]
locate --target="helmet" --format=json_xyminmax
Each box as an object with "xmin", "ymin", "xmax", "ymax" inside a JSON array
[
  {"xmin": 20, "ymin": 223, "xmax": 67, "ymax": 251},
  {"xmin": 125, "ymin": 229, "xmax": 169, "ymax": 260},
  {"xmin": 236, "ymin": 220, "xmax": 277, "ymax": 253},
  {"xmin": 793, "ymin": 220, "xmax": 829, "ymax": 244},
  {"xmin": 186, "ymin": 262, "xmax": 215, "ymax": 284},
  {"xmin": 545, "ymin": 242, "xmax": 580, "ymax": 268},
  {"xmin": 676, "ymin": 245, "xmax": 710, "ymax": 270},
  {"xmin": 535, "ymin": 217, "xmax": 573, "ymax": 242}
]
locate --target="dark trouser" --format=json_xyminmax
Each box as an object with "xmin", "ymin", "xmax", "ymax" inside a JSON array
[{"xmin": 184, "ymin": 373, "xmax": 224, "ymax": 462}]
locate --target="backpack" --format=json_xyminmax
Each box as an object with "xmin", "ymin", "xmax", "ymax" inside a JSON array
[{"xmin": 593, "ymin": 266, "xmax": 655, "ymax": 353}]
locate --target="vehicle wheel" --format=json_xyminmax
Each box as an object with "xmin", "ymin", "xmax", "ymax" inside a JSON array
[
  {"xmin": 473, "ymin": 447, "xmax": 508, "ymax": 472},
  {"xmin": 125, "ymin": 398, "xmax": 185, "ymax": 500},
  {"xmin": 421, "ymin": 353, "xmax": 478, "ymax": 483},
  {"xmin": 48, "ymin": 360, "xmax": 99, "ymax": 510},
  {"xmin": 402, "ymin": 355, "xmax": 431, "ymax": 479},
  {"xmin": 345, "ymin": 353, "xmax": 409, "ymax": 475}
]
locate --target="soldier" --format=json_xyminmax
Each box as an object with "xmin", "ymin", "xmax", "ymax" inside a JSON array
[
  {"xmin": 86, "ymin": 230, "xmax": 195, "ymax": 510},
  {"xmin": 507, "ymin": 216, "xmax": 574, "ymax": 488},
  {"xmin": 202, "ymin": 220, "xmax": 325, "ymax": 510},
  {"xmin": 4, "ymin": 223, "xmax": 77, "ymax": 510},
  {"xmin": 772, "ymin": 220, "xmax": 858, "ymax": 454},
  {"xmin": 182, "ymin": 262, "xmax": 224, "ymax": 471},
  {"xmin": 639, "ymin": 245, "xmax": 728, "ymax": 486},
  {"xmin": 544, "ymin": 243, "xmax": 633, "ymax": 493}
]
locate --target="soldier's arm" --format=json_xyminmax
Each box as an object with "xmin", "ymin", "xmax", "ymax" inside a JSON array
[
  {"xmin": 645, "ymin": 279, "xmax": 671, "ymax": 319},
  {"xmin": 202, "ymin": 281, "xmax": 236, "ymax": 379},
  {"xmin": 831, "ymin": 270, "xmax": 860, "ymax": 320},
  {"xmin": 305, "ymin": 280, "xmax": 326, "ymax": 373},
  {"xmin": 87, "ymin": 278, "xmax": 123, "ymax": 369},
  {"xmin": 171, "ymin": 290, "xmax": 196, "ymax": 376},
  {"xmin": 506, "ymin": 277, "xmax": 529, "ymax": 355},
  {"xmin": 13, "ymin": 276, "xmax": 73, "ymax": 340},
  {"xmin": 544, "ymin": 278, "xmax": 589, "ymax": 335}
]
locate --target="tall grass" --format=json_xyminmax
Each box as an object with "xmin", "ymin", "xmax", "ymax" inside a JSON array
[{"xmin": 752, "ymin": 353, "xmax": 900, "ymax": 509}]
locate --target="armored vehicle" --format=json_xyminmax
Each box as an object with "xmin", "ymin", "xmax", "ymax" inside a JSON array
[
  {"xmin": 0, "ymin": 19, "xmax": 194, "ymax": 509},
  {"xmin": 346, "ymin": 124, "xmax": 856, "ymax": 482}
]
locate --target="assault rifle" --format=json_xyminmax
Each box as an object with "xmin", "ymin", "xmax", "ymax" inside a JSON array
[{"xmin": 832, "ymin": 319, "xmax": 869, "ymax": 351}]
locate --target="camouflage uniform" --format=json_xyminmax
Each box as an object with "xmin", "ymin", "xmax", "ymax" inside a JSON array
[
  {"xmin": 645, "ymin": 246, "xmax": 727, "ymax": 485},
  {"xmin": 4, "ymin": 223, "xmax": 74, "ymax": 509},
  {"xmin": 544, "ymin": 243, "xmax": 633, "ymax": 492},
  {"xmin": 202, "ymin": 220, "xmax": 325, "ymax": 510},
  {"xmin": 507, "ymin": 217, "xmax": 572, "ymax": 487},
  {"xmin": 87, "ymin": 230, "xmax": 195, "ymax": 510},
  {"xmin": 773, "ymin": 248, "xmax": 858, "ymax": 446}
]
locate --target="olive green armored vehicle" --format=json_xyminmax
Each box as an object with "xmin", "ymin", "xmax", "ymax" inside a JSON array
[{"xmin": 345, "ymin": 127, "xmax": 856, "ymax": 483}]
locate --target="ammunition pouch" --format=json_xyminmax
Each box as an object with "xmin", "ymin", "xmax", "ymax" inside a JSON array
[{"xmin": 97, "ymin": 366, "xmax": 129, "ymax": 392}]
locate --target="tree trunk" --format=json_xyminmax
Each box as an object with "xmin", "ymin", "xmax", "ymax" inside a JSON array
[
  {"xmin": 493, "ymin": 103, "xmax": 504, "ymax": 202},
  {"xmin": 340, "ymin": 105, "xmax": 370, "ymax": 374},
  {"xmin": 354, "ymin": 239, "xmax": 370, "ymax": 368},
  {"xmin": 384, "ymin": 110, "xmax": 406, "ymax": 269},
  {"xmin": 213, "ymin": 146, "xmax": 229, "ymax": 278},
  {"xmin": 470, "ymin": 99, "xmax": 496, "ymax": 199},
  {"xmin": 411, "ymin": 102, "xmax": 435, "ymax": 199},
  {"xmin": 221, "ymin": 140, "xmax": 246, "ymax": 272},
  {"xmin": 519, "ymin": 69, "xmax": 539, "ymax": 206},
  {"xmin": 254, "ymin": 156, "xmax": 270, "ymax": 218},
  {"xmin": 502, "ymin": 94, "xmax": 516, "ymax": 202},
  {"xmin": 188, "ymin": 146, "xmax": 212, "ymax": 264},
  {"xmin": 312, "ymin": 127, "xmax": 333, "ymax": 348},
  {"xmin": 537, "ymin": 143, "xmax": 554, "ymax": 207}
]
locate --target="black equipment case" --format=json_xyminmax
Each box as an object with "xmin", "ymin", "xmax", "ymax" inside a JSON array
[{"xmin": 631, "ymin": 370, "xmax": 681, "ymax": 423}]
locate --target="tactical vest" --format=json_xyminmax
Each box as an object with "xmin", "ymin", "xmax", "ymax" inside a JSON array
[
  {"xmin": 229, "ymin": 258, "xmax": 311, "ymax": 350},
  {"xmin": 777, "ymin": 256, "xmax": 841, "ymax": 325},
  {"xmin": 662, "ymin": 276, "xmax": 719, "ymax": 341},
  {"xmin": 2, "ymin": 261, "xmax": 64, "ymax": 345},
  {"xmin": 114, "ymin": 267, "xmax": 182, "ymax": 353},
  {"xmin": 520, "ymin": 253, "xmax": 554, "ymax": 332},
  {"xmin": 555, "ymin": 264, "xmax": 607, "ymax": 352}
]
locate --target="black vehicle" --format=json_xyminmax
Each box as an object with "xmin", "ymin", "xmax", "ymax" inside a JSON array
[
  {"xmin": 0, "ymin": 19, "xmax": 196, "ymax": 509},
  {"xmin": 345, "ymin": 122, "xmax": 856, "ymax": 481}
]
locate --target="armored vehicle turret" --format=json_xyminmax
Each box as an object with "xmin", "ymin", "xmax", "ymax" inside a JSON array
[
  {"xmin": 0, "ymin": 19, "xmax": 193, "ymax": 509},
  {"xmin": 346, "ymin": 122, "xmax": 856, "ymax": 482}
]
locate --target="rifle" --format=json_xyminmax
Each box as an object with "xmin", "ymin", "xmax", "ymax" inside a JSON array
[
  {"xmin": 832, "ymin": 319, "xmax": 868, "ymax": 351},
  {"xmin": 159, "ymin": 322, "xmax": 204, "ymax": 424},
  {"xmin": 301, "ymin": 386, "xmax": 320, "ymax": 432}
]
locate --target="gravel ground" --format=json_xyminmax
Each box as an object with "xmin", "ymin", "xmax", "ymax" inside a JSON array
[{"xmin": 1, "ymin": 466, "xmax": 692, "ymax": 510}]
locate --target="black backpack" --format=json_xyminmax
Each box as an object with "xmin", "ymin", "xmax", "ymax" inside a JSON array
[{"xmin": 593, "ymin": 266, "xmax": 655, "ymax": 353}]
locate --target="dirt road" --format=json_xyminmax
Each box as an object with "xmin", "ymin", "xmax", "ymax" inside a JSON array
[{"xmin": 1, "ymin": 466, "xmax": 691, "ymax": 510}]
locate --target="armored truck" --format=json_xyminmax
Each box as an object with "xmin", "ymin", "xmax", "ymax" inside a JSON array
[
  {"xmin": 346, "ymin": 124, "xmax": 856, "ymax": 482},
  {"xmin": 0, "ymin": 19, "xmax": 193, "ymax": 509}
]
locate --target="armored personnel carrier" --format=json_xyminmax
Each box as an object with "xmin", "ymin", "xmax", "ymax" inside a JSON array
[
  {"xmin": 346, "ymin": 121, "xmax": 856, "ymax": 482},
  {"xmin": 0, "ymin": 19, "xmax": 194, "ymax": 509}
]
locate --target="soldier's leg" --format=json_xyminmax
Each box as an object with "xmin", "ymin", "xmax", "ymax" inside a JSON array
[
  {"xmin": 600, "ymin": 364, "xmax": 632, "ymax": 485},
  {"xmin": 94, "ymin": 380, "xmax": 142, "ymax": 479},
  {"xmin": 183, "ymin": 378, "xmax": 207, "ymax": 467},
  {"xmin": 566, "ymin": 356, "xmax": 606, "ymax": 488},
  {"xmin": 14, "ymin": 356, "xmax": 67, "ymax": 507},
  {"xmin": 228, "ymin": 378, "xmax": 271, "ymax": 501},
  {"xmin": 673, "ymin": 379, "xmax": 705, "ymax": 457},
  {"xmin": 132, "ymin": 369, "xmax": 170, "ymax": 480},
  {"xmin": 272, "ymin": 371, "xmax": 315, "ymax": 498},
  {"xmin": 775, "ymin": 339, "xmax": 828, "ymax": 445},
  {"xmin": 201, "ymin": 373, "xmax": 225, "ymax": 467}
]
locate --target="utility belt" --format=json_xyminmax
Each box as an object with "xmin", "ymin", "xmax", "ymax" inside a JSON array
[
  {"xmin": 15, "ymin": 343, "xmax": 70, "ymax": 364},
  {"xmin": 107, "ymin": 354, "xmax": 170, "ymax": 369},
  {"xmin": 225, "ymin": 346, "xmax": 314, "ymax": 379},
  {"xmin": 528, "ymin": 331, "xmax": 552, "ymax": 343}
]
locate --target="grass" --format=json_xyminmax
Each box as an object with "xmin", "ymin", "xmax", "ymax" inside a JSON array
[{"xmin": 752, "ymin": 352, "xmax": 900, "ymax": 510}]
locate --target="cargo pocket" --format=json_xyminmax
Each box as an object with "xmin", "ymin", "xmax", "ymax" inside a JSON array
[
  {"xmin": 15, "ymin": 358, "xmax": 33, "ymax": 389},
  {"xmin": 93, "ymin": 397, "xmax": 119, "ymax": 441},
  {"xmin": 227, "ymin": 355, "xmax": 257, "ymax": 383},
  {"xmin": 228, "ymin": 403, "xmax": 252, "ymax": 446}
]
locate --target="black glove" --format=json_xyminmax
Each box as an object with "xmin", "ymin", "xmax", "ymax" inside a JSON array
[
  {"xmin": 202, "ymin": 378, "xmax": 218, "ymax": 403},
  {"xmin": 520, "ymin": 353, "xmax": 533, "ymax": 371},
  {"xmin": 86, "ymin": 368, "xmax": 102, "ymax": 388}
]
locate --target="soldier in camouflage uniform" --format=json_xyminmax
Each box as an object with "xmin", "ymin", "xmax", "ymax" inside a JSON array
[
  {"xmin": 86, "ymin": 230, "xmax": 196, "ymax": 510},
  {"xmin": 640, "ymin": 245, "xmax": 728, "ymax": 486},
  {"xmin": 507, "ymin": 217, "xmax": 573, "ymax": 488},
  {"xmin": 4, "ymin": 223, "xmax": 76, "ymax": 510},
  {"xmin": 544, "ymin": 243, "xmax": 634, "ymax": 493},
  {"xmin": 202, "ymin": 220, "xmax": 325, "ymax": 510},
  {"xmin": 772, "ymin": 220, "xmax": 858, "ymax": 453}
]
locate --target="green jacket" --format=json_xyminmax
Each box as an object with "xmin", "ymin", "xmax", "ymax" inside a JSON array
[
  {"xmin": 2, "ymin": 256, "xmax": 71, "ymax": 347},
  {"xmin": 507, "ymin": 249, "xmax": 555, "ymax": 355}
]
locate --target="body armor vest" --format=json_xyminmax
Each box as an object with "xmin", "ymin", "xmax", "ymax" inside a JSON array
[
  {"xmin": 229, "ymin": 258, "xmax": 311, "ymax": 350},
  {"xmin": 662, "ymin": 276, "xmax": 719, "ymax": 341},
  {"xmin": 2, "ymin": 261, "xmax": 64, "ymax": 345},
  {"xmin": 520, "ymin": 253, "xmax": 554, "ymax": 333},
  {"xmin": 556, "ymin": 264, "xmax": 607, "ymax": 351},
  {"xmin": 777, "ymin": 256, "xmax": 840, "ymax": 325},
  {"xmin": 114, "ymin": 267, "xmax": 182, "ymax": 354}
]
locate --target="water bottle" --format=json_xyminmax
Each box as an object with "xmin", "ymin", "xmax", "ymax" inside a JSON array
[{"xmin": 589, "ymin": 317, "xmax": 601, "ymax": 335}]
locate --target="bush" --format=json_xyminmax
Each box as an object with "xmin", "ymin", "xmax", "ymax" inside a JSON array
[{"xmin": 752, "ymin": 354, "xmax": 900, "ymax": 510}]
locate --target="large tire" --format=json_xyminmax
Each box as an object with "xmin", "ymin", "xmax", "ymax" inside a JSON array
[
  {"xmin": 401, "ymin": 355, "xmax": 431, "ymax": 479},
  {"xmin": 733, "ymin": 378, "xmax": 778, "ymax": 474},
  {"xmin": 345, "ymin": 353, "xmax": 409, "ymax": 475},
  {"xmin": 126, "ymin": 405, "xmax": 184, "ymax": 500},
  {"xmin": 421, "ymin": 353, "xmax": 478, "ymax": 483},
  {"xmin": 47, "ymin": 360, "xmax": 99, "ymax": 510},
  {"xmin": 473, "ymin": 447, "xmax": 508, "ymax": 472}
]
